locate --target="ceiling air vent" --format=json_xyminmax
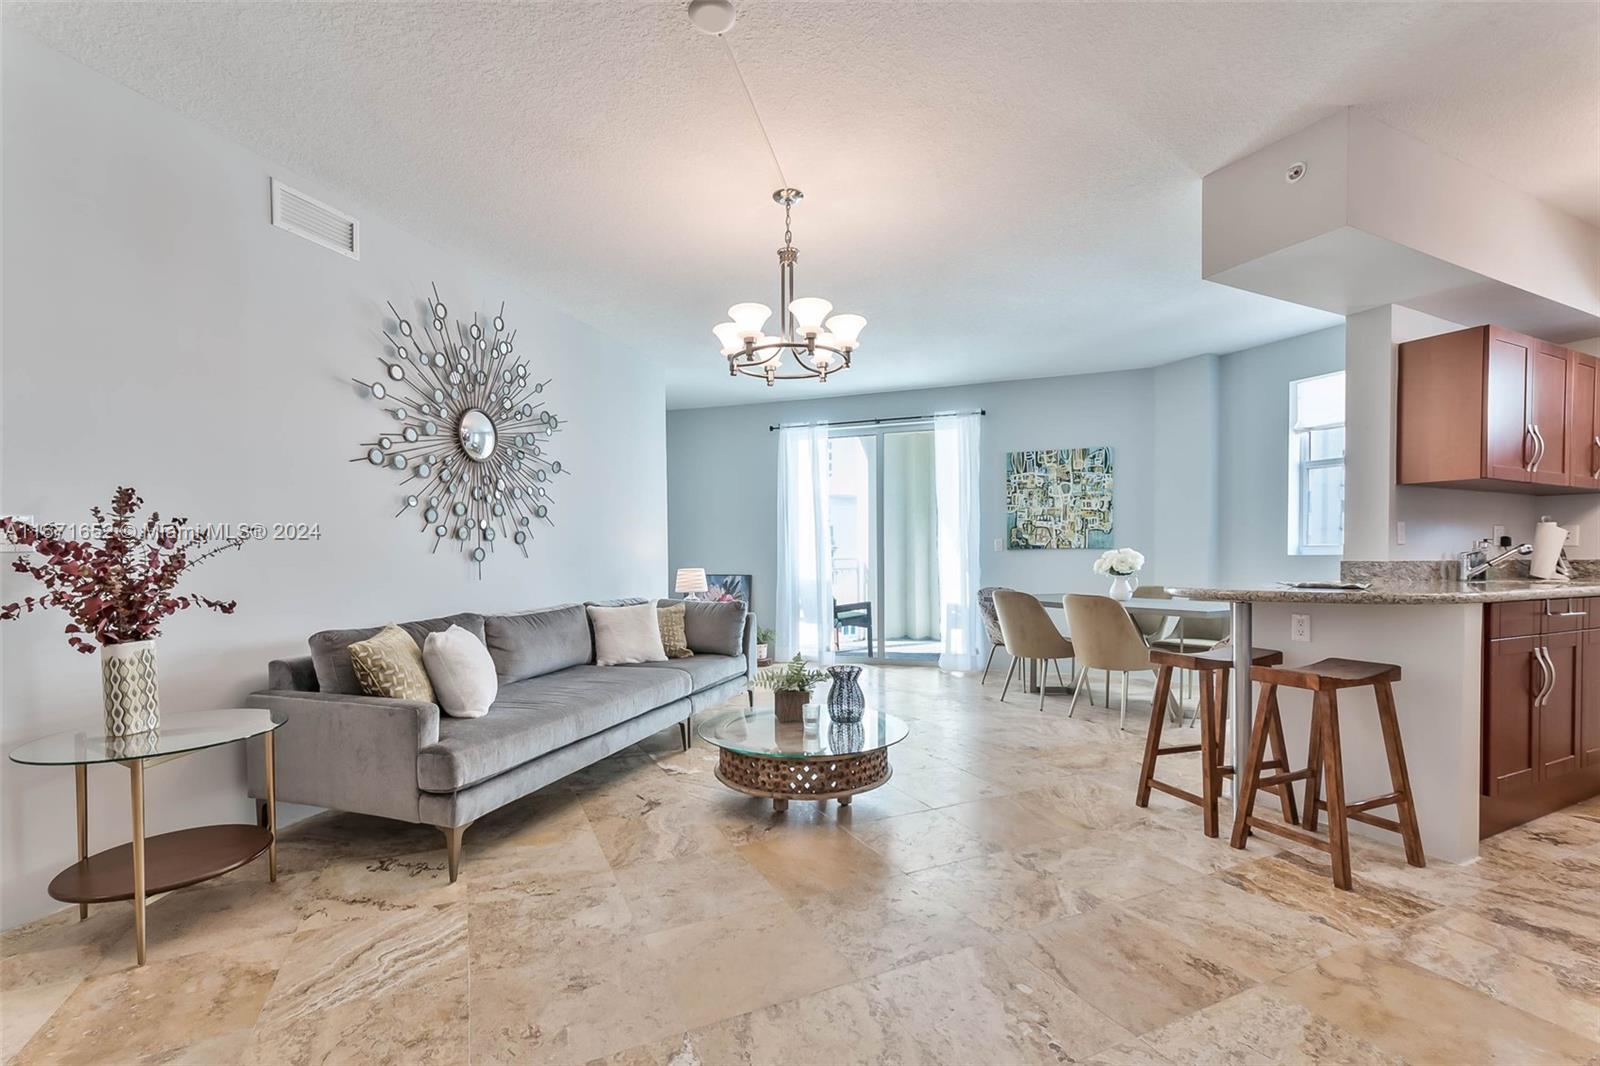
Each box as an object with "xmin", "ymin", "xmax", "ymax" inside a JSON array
[{"xmin": 270, "ymin": 178, "xmax": 359, "ymax": 259}]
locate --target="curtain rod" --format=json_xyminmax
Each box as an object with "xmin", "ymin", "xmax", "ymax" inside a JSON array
[{"xmin": 767, "ymin": 410, "xmax": 986, "ymax": 432}]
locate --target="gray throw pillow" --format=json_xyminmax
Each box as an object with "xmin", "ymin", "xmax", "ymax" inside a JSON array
[
  {"xmin": 309, "ymin": 612, "xmax": 486, "ymax": 695},
  {"xmin": 657, "ymin": 598, "xmax": 748, "ymax": 657},
  {"xmin": 483, "ymin": 605, "xmax": 593, "ymax": 684}
]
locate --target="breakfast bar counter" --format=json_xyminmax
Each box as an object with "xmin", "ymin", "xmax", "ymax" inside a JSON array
[{"xmin": 1168, "ymin": 568, "xmax": 1600, "ymax": 862}]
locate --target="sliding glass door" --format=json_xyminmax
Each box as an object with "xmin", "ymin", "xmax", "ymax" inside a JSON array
[{"xmin": 827, "ymin": 427, "xmax": 941, "ymax": 662}]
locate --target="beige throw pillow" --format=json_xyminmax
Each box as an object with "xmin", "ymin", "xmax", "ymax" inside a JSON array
[
  {"xmin": 348, "ymin": 625, "xmax": 436, "ymax": 702},
  {"xmin": 658, "ymin": 602, "xmax": 694, "ymax": 659},
  {"xmin": 589, "ymin": 603, "xmax": 668, "ymax": 666},
  {"xmin": 422, "ymin": 624, "xmax": 498, "ymax": 718}
]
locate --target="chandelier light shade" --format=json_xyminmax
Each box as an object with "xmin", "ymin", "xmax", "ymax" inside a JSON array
[{"xmin": 715, "ymin": 189, "xmax": 866, "ymax": 385}]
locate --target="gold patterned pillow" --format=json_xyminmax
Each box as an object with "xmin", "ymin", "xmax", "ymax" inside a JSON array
[
  {"xmin": 658, "ymin": 602, "xmax": 694, "ymax": 659},
  {"xmin": 349, "ymin": 625, "xmax": 437, "ymax": 702}
]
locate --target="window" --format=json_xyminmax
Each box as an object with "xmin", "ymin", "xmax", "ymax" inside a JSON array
[{"xmin": 1289, "ymin": 371, "xmax": 1345, "ymax": 555}]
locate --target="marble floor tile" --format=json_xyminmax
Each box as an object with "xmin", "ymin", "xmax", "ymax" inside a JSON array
[
  {"xmin": 1381, "ymin": 918, "xmax": 1600, "ymax": 1043},
  {"xmin": 249, "ymin": 904, "xmax": 468, "ymax": 1065},
  {"xmin": 1272, "ymin": 942, "xmax": 1600, "ymax": 1065},
  {"xmin": 1215, "ymin": 852, "xmax": 1437, "ymax": 938},
  {"xmin": 5, "ymin": 664, "xmax": 1598, "ymax": 1065},
  {"xmin": 789, "ymin": 874, "xmax": 996, "ymax": 979},
  {"xmin": 1017, "ymin": 904, "xmax": 1257, "ymax": 1035},
  {"xmin": 610, "ymin": 849, "xmax": 779, "ymax": 934},
  {"xmin": 839, "ymin": 805, "xmax": 997, "ymax": 873},
  {"xmin": 1139, "ymin": 986, "xmax": 1404, "ymax": 1066},
  {"xmin": 1121, "ymin": 869, "xmax": 1360, "ymax": 981},
  {"xmin": 734, "ymin": 825, "xmax": 896, "ymax": 901},
  {"xmin": 14, "ymin": 953, "xmax": 277, "ymax": 1064}
]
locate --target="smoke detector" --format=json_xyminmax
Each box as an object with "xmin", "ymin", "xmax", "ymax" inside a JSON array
[{"xmin": 688, "ymin": 0, "xmax": 737, "ymax": 35}]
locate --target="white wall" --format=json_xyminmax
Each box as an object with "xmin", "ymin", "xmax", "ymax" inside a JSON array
[
  {"xmin": 0, "ymin": 34, "xmax": 668, "ymax": 927},
  {"xmin": 1216, "ymin": 326, "xmax": 1344, "ymax": 584}
]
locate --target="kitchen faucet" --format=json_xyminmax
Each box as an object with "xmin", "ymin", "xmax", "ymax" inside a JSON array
[{"xmin": 1457, "ymin": 537, "xmax": 1532, "ymax": 582}]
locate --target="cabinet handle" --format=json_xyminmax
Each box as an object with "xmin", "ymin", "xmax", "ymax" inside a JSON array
[
  {"xmin": 1591, "ymin": 435, "xmax": 1598, "ymax": 480},
  {"xmin": 1524, "ymin": 425, "xmax": 1536, "ymax": 471},
  {"xmin": 1530, "ymin": 425, "xmax": 1546, "ymax": 471},
  {"xmin": 1532, "ymin": 647, "xmax": 1551, "ymax": 705}
]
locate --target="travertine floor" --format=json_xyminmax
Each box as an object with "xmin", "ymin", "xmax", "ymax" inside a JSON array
[{"xmin": 4, "ymin": 665, "xmax": 1598, "ymax": 1065}]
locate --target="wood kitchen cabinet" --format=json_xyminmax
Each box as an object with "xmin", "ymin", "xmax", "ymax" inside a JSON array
[
  {"xmin": 1569, "ymin": 352, "xmax": 1600, "ymax": 488},
  {"xmin": 1481, "ymin": 599, "xmax": 1600, "ymax": 837},
  {"xmin": 1399, "ymin": 325, "xmax": 1598, "ymax": 494}
]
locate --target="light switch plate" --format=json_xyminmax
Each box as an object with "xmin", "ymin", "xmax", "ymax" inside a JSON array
[
  {"xmin": 1291, "ymin": 614, "xmax": 1312, "ymax": 642},
  {"xmin": 993, "ymin": 537, "xmax": 1003, "ymax": 551},
  {"xmin": 1395, "ymin": 521, "xmax": 1406, "ymax": 545}
]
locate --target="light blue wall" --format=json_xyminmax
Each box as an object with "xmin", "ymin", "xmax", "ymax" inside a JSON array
[{"xmin": 667, "ymin": 325, "xmax": 1349, "ymax": 628}]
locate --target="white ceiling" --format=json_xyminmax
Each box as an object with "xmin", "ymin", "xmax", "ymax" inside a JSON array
[{"xmin": 8, "ymin": 2, "xmax": 1597, "ymax": 408}]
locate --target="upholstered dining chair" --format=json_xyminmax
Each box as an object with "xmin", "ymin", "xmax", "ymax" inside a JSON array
[
  {"xmin": 1064, "ymin": 594, "xmax": 1180, "ymax": 731},
  {"xmin": 977, "ymin": 587, "xmax": 1009, "ymax": 683},
  {"xmin": 993, "ymin": 589, "xmax": 1075, "ymax": 712}
]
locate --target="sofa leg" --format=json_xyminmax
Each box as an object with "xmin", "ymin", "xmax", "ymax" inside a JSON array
[
  {"xmin": 442, "ymin": 825, "xmax": 468, "ymax": 883},
  {"xmin": 679, "ymin": 719, "xmax": 691, "ymax": 752},
  {"xmin": 748, "ymin": 689, "xmax": 755, "ymax": 708}
]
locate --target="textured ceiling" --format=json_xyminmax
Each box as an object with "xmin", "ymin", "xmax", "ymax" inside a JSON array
[{"xmin": 8, "ymin": 2, "xmax": 1597, "ymax": 408}]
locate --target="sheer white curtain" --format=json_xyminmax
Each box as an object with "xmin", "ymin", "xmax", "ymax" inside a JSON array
[
  {"xmin": 934, "ymin": 413, "xmax": 982, "ymax": 672},
  {"xmin": 776, "ymin": 425, "xmax": 835, "ymax": 664}
]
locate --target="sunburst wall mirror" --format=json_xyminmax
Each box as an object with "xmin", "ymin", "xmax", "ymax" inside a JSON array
[{"xmin": 352, "ymin": 285, "xmax": 568, "ymax": 575}]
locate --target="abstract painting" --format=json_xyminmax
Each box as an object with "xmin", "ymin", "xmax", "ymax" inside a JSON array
[
  {"xmin": 691, "ymin": 574, "xmax": 752, "ymax": 605},
  {"xmin": 1005, "ymin": 447, "xmax": 1115, "ymax": 550}
]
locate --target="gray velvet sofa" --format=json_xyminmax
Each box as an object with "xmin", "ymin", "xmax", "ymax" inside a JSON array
[{"xmin": 246, "ymin": 599, "xmax": 755, "ymax": 879}]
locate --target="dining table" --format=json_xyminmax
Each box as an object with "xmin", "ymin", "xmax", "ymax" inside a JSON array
[{"xmin": 1021, "ymin": 592, "xmax": 1233, "ymax": 695}]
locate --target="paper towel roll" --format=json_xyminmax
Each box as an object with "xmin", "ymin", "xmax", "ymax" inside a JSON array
[{"xmin": 1530, "ymin": 520, "xmax": 1568, "ymax": 580}]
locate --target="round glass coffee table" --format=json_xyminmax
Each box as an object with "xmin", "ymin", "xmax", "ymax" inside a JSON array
[
  {"xmin": 697, "ymin": 705, "xmax": 909, "ymax": 812},
  {"xmin": 8, "ymin": 708, "xmax": 283, "ymax": 965}
]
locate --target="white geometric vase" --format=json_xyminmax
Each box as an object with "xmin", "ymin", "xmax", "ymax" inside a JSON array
[
  {"xmin": 1108, "ymin": 575, "xmax": 1137, "ymax": 602},
  {"xmin": 101, "ymin": 639, "xmax": 160, "ymax": 737}
]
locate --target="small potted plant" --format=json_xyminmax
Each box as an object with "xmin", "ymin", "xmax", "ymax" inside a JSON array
[
  {"xmin": 756, "ymin": 626, "xmax": 776, "ymax": 666},
  {"xmin": 754, "ymin": 654, "xmax": 830, "ymax": 723},
  {"xmin": 1093, "ymin": 547, "xmax": 1145, "ymax": 602},
  {"xmin": 1, "ymin": 488, "xmax": 245, "ymax": 737}
]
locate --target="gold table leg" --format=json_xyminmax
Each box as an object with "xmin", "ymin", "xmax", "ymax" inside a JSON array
[
  {"xmin": 264, "ymin": 732, "xmax": 278, "ymax": 882},
  {"xmin": 74, "ymin": 765, "xmax": 89, "ymax": 921},
  {"xmin": 129, "ymin": 759, "xmax": 146, "ymax": 966}
]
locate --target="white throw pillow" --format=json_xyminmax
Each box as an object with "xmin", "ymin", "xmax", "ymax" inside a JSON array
[
  {"xmin": 422, "ymin": 624, "xmax": 498, "ymax": 718},
  {"xmin": 589, "ymin": 603, "xmax": 668, "ymax": 666}
]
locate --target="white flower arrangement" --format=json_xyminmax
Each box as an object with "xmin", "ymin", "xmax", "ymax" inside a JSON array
[{"xmin": 1093, "ymin": 547, "xmax": 1145, "ymax": 577}]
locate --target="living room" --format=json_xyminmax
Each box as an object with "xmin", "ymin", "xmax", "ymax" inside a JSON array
[{"xmin": 3, "ymin": 3, "xmax": 1599, "ymax": 1064}]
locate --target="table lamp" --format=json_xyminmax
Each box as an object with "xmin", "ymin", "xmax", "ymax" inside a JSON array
[{"xmin": 674, "ymin": 568, "xmax": 708, "ymax": 596}]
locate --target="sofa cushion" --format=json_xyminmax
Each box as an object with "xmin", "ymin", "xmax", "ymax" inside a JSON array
[
  {"xmin": 416, "ymin": 665, "xmax": 692, "ymax": 793},
  {"xmin": 423, "ymin": 625, "xmax": 498, "ymax": 718},
  {"xmin": 483, "ymin": 605, "xmax": 592, "ymax": 684},
  {"xmin": 615, "ymin": 654, "xmax": 745, "ymax": 694},
  {"xmin": 657, "ymin": 599, "xmax": 748, "ymax": 657},
  {"xmin": 590, "ymin": 604, "xmax": 668, "ymax": 666},
  {"xmin": 309, "ymin": 613, "xmax": 485, "ymax": 695},
  {"xmin": 348, "ymin": 625, "xmax": 436, "ymax": 702}
]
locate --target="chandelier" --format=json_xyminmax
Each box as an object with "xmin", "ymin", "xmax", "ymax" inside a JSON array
[
  {"xmin": 692, "ymin": 0, "xmax": 866, "ymax": 385},
  {"xmin": 713, "ymin": 188, "xmax": 866, "ymax": 385}
]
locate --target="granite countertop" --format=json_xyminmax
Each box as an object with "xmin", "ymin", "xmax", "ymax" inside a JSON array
[{"xmin": 1166, "ymin": 578, "xmax": 1600, "ymax": 605}]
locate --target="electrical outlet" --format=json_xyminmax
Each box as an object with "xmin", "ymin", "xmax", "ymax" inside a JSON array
[
  {"xmin": 1492, "ymin": 525, "xmax": 1507, "ymax": 543},
  {"xmin": 1568, "ymin": 526, "xmax": 1581, "ymax": 547},
  {"xmin": 1395, "ymin": 521, "xmax": 1406, "ymax": 545},
  {"xmin": 993, "ymin": 537, "xmax": 1003, "ymax": 551},
  {"xmin": 1291, "ymin": 614, "xmax": 1312, "ymax": 642}
]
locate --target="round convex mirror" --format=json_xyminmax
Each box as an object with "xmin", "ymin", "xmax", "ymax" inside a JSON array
[{"xmin": 458, "ymin": 409, "xmax": 497, "ymax": 462}]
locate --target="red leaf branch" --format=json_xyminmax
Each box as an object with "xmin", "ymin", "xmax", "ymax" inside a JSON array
[{"xmin": 1, "ymin": 488, "xmax": 244, "ymax": 652}]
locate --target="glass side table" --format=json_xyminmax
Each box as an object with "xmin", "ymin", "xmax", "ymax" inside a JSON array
[{"xmin": 8, "ymin": 708, "xmax": 283, "ymax": 965}]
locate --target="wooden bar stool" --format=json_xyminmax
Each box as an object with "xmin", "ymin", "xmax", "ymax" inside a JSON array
[
  {"xmin": 1230, "ymin": 657, "xmax": 1425, "ymax": 891},
  {"xmin": 1136, "ymin": 645, "xmax": 1299, "ymax": 838}
]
